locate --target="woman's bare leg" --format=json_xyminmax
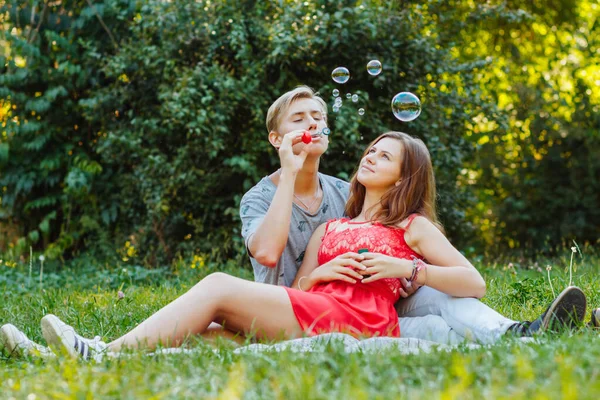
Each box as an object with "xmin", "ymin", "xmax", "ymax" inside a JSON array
[{"xmin": 107, "ymin": 273, "xmax": 302, "ymax": 351}]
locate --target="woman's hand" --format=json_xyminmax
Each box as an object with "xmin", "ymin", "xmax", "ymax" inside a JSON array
[
  {"xmin": 359, "ymin": 252, "xmax": 412, "ymax": 284},
  {"xmin": 307, "ymin": 252, "xmax": 366, "ymax": 287}
]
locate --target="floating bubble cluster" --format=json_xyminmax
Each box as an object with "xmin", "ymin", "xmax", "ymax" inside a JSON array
[
  {"xmin": 331, "ymin": 67, "xmax": 350, "ymax": 84},
  {"xmin": 391, "ymin": 92, "xmax": 421, "ymax": 122},
  {"xmin": 366, "ymin": 60, "xmax": 382, "ymax": 76},
  {"xmin": 328, "ymin": 62, "xmax": 421, "ymax": 129}
]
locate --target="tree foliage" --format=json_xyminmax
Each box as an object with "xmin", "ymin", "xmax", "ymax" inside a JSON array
[
  {"xmin": 0, "ymin": 0, "xmax": 598, "ymax": 266},
  {"xmin": 441, "ymin": 0, "xmax": 600, "ymax": 251}
]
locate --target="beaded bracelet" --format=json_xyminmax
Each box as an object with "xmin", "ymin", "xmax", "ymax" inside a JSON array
[{"xmin": 410, "ymin": 256, "xmax": 426, "ymax": 283}]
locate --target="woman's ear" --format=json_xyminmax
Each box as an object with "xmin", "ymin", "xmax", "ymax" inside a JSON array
[{"xmin": 268, "ymin": 131, "xmax": 282, "ymax": 149}]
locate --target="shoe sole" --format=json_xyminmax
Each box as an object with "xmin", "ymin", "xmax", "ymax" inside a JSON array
[
  {"xmin": 0, "ymin": 324, "xmax": 23, "ymax": 358},
  {"xmin": 592, "ymin": 309, "xmax": 600, "ymax": 328},
  {"xmin": 41, "ymin": 314, "xmax": 79, "ymax": 358},
  {"xmin": 542, "ymin": 286, "xmax": 587, "ymax": 330}
]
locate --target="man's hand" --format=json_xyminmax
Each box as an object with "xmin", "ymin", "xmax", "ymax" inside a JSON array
[
  {"xmin": 278, "ymin": 130, "xmax": 313, "ymax": 175},
  {"xmin": 398, "ymin": 277, "xmax": 422, "ymax": 298}
]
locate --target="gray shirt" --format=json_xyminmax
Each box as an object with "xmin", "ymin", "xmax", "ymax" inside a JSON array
[{"xmin": 240, "ymin": 173, "xmax": 350, "ymax": 287}]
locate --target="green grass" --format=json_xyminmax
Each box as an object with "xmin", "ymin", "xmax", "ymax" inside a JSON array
[{"xmin": 1, "ymin": 253, "xmax": 599, "ymax": 399}]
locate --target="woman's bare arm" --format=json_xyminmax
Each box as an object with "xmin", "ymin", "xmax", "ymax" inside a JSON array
[
  {"xmin": 290, "ymin": 223, "xmax": 327, "ymax": 290},
  {"xmin": 405, "ymin": 216, "xmax": 486, "ymax": 298}
]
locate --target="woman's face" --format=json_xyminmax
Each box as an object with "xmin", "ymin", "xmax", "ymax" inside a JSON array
[
  {"xmin": 276, "ymin": 98, "xmax": 329, "ymax": 155},
  {"xmin": 357, "ymin": 137, "xmax": 403, "ymax": 190}
]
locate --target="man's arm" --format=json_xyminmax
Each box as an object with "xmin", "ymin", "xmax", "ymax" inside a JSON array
[
  {"xmin": 244, "ymin": 130, "xmax": 312, "ymax": 267},
  {"xmin": 247, "ymin": 169, "xmax": 296, "ymax": 267}
]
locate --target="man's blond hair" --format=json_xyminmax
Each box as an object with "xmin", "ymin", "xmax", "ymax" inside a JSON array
[{"xmin": 266, "ymin": 86, "xmax": 328, "ymax": 133}]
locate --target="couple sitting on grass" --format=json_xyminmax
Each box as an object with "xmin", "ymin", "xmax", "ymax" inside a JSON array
[{"xmin": 2, "ymin": 86, "xmax": 598, "ymax": 361}]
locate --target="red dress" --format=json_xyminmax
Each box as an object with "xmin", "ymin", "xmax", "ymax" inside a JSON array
[{"xmin": 285, "ymin": 215, "xmax": 423, "ymax": 338}]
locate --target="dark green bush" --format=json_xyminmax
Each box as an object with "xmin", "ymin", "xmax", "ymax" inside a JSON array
[
  {"xmin": 1, "ymin": 0, "xmax": 597, "ymax": 266},
  {"xmin": 1, "ymin": 0, "xmax": 495, "ymax": 266}
]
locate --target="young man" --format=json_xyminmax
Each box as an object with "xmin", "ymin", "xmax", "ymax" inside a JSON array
[{"xmin": 239, "ymin": 85, "xmax": 589, "ymax": 344}]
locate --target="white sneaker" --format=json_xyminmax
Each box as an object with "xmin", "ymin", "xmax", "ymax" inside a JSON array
[
  {"xmin": 0, "ymin": 324, "xmax": 55, "ymax": 359},
  {"xmin": 41, "ymin": 314, "xmax": 107, "ymax": 361}
]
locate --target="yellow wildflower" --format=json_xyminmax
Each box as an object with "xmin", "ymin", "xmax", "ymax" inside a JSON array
[{"xmin": 191, "ymin": 255, "xmax": 205, "ymax": 269}]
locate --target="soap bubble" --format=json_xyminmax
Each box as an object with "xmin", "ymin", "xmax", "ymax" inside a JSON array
[
  {"xmin": 351, "ymin": 94, "xmax": 358, "ymax": 103},
  {"xmin": 360, "ymin": 136, "xmax": 364, "ymax": 140},
  {"xmin": 334, "ymin": 97, "xmax": 343, "ymax": 106},
  {"xmin": 391, "ymin": 92, "xmax": 421, "ymax": 122},
  {"xmin": 346, "ymin": 93, "xmax": 352, "ymax": 99},
  {"xmin": 332, "ymin": 89, "xmax": 340, "ymax": 97},
  {"xmin": 333, "ymin": 105, "xmax": 340, "ymax": 113},
  {"xmin": 366, "ymin": 60, "xmax": 382, "ymax": 76},
  {"xmin": 358, "ymin": 108, "xmax": 365, "ymax": 116},
  {"xmin": 332, "ymin": 67, "xmax": 350, "ymax": 84},
  {"xmin": 322, "ymin": 127, "xmax": 331, "ymax": 135}
]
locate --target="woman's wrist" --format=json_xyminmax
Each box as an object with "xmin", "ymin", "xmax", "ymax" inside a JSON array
[
  {"xmin": 414, "ymin": 260, "xmax": 429, "ymax": 285},
  {"xmin": 297, "ymin": 276, "xmax": 307, "ymax": 291},
  {"xmin": 401, "ymin": 259, "xmax": 413, "ymax": 279},
  {"xmin": 298, "ymin": 275, "xmax": 315, "ymax": 291},
  {"xmin": 307, "ymin": 274, "xmax": 317, "ymax": 289},
  {"xmin": 409, "ymin": 257, "xmax": 428, "ymax": 285}
]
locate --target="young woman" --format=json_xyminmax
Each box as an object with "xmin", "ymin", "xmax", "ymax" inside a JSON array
[{"xmin": 4, "ymin": 131, "xmax": 489, "ymax": 359}]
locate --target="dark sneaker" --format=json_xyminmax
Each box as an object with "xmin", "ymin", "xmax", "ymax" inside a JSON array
[
  {"xmin": 41, "ymin": 314, "xmax": 107, "ymax": 361},
  {"xmin": 508, "ymin": 286, "xmax": 587, "ymax": 336},
  {"xmin": 591, "ymin": 308, "xmax": 600, "ymax": 328},
  {"xmin": 0, "ymin": 324, "xmax": 55, "ymax": 359}
]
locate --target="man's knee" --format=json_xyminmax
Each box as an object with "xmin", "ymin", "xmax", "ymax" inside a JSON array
[
  {"xmin": 396, "ymin": 286, "xmax": 453, "ymax": 316},
  {"xmin": 416, "ymin": 286, "xmax": 453, "ymax": 303}
]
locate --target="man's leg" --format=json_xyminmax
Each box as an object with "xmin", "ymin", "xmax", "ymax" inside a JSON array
[
  {"xmin": 395, "ymin": 286, "xmax": 516, "ymax": 344},
  {"xmin": 396, "ymin": 286, "xmax": 587, "ymax": 344},
  {"xmin": 399, "ymin": 315, "xmax": 466, "ymax": 345}
]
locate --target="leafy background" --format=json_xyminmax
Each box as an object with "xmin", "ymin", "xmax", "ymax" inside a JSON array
[{"xmin": 0, "ymin": 0, "xmax": 598, "ymax": 269}]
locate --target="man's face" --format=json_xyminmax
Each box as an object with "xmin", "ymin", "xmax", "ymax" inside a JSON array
[{"xmin": 275, "ymin": 98, "xmax": 329, "ymax": 155}]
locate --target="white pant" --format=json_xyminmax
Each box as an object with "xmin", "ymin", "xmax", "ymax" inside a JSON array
[{"xmin": 397, "ymin": 286, "xmax": 517, "ymax": 345}]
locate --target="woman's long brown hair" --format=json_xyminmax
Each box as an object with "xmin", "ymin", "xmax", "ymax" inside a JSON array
[{"xmin": 344, "ymin": 131, "xmax": 444, "ymax": 232}]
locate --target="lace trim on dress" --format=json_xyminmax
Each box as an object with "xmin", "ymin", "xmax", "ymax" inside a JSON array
[{"xmin": 317, "ymin": 217, "xmax": 422, "ymax": 301}]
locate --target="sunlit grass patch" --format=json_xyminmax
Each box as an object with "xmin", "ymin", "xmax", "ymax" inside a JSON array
[{"xmin": 0, "ymin": 253, "xmax": 598, "ymax": 398}]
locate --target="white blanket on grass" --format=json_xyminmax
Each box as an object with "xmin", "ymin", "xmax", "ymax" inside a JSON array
[
  {"xmin": 95, "ymin": 334, "xmax": 539, "ymax": 361},
  {"xmin": 142, "ymin": 333, "xmax": 495, "ymax": 358},
  {"xmin": 232, "ymin": 333, "xmax": 483, "ymax": 354}
]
